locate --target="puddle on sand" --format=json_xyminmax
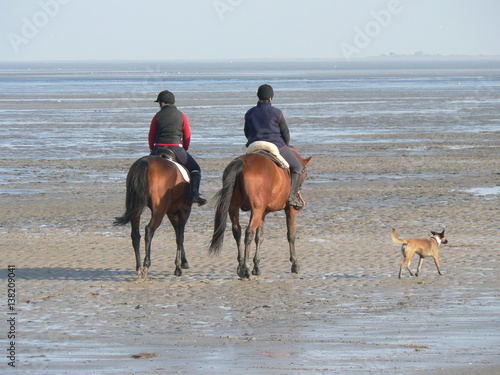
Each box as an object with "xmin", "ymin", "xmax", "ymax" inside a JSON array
[{"xmin": 466, "ymin": 186, "xmax": 500, "ymax": 197}]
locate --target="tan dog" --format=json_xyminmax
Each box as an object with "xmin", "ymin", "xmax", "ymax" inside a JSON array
[{"xmin": 392, "ymin": 228, "xmax": 448, "ymax": 278}]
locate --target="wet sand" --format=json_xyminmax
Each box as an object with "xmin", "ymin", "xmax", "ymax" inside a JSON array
[{"xmin": 1, "ymin": 132, "xmax": 499, "ymax": 374}]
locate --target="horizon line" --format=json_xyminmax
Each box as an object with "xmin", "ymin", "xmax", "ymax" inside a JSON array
[{"xmin": 1, "ymin": 55, "xmax": 500, "ymax": 64}]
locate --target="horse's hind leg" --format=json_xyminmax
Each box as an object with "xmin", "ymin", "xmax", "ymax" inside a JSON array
[
  {"xmin": 229, "ymin": 207, "xmax": 246, "ymax": 278},
  {"xmin": 131, "ymin": 217, "xmax": 141, "ymax": 272},
  {"xmin": 230, "ymin": 208, "xmax": 242, "ymax": 261},
  {"xmin": 142, "ymin": 210, "xmax": 164, "ymax": 278},
  {"xmin": 177, "ymin": 210, "xmax": 191, "ymax": 271},
  {"xmin": 239, "ymin": 210, "xmax": 265, "ymax": 279},
  {"xmin": 169, "ymin": 210, "xmax": 190, "ymax": 277},
  {"xmin": 238, "ymin": 226, "xmax": 254, "ymax": 278},
  {"xmin": 174, "ymin": 223, "xmax": 186, "ymax": 276},
  {"xmin": 239, "ymin": 215, "xmax": 260, "ymax": 279},
  {"xmin": 252, "ymin": 220, "xmax": 265, "ymax": 276},
  {"xmin": 285, "ymin": 207, "xmax": 300, "ymax": 274}
]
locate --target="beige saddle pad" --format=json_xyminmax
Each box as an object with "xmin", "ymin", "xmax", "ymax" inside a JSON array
[{"xmin": 246, "ymin": 141, "xmax": 289, "ymax": 169}]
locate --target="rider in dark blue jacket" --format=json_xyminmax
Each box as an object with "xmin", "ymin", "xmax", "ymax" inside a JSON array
[{"xmin": 244, "ymin": 84, "xmax": 303, "ymax": 209}]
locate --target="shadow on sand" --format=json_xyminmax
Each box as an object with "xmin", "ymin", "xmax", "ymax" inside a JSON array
[{"xmin": 16, "ymin": 266, "xmax": 134, "ymax": 282}]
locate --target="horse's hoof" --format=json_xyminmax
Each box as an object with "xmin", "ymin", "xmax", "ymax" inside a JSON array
[
  {"xmin": 252, "ymin": 268, "xmax": 261, "ymax": 276},
  {"xmin": 237, "ymin": 266, "xmax": 251, "ymax": 279},
  {"xmin": 291, "ymin": 264, "xmax": 300, "ymax": 274},
  {"xmin": 181, "ymin": 262, "xmax": 190, "ymax": 270},
  {"xmin": 174, "ymin": 268, "xmax": 183, "ymax": 277},
  {"xmin": 137, "ymin": 267, "xmax": 149, "ymax": 280},
  {"xmin": 237, "ymin": 266, "xmax": 245, "ymax": 278}
]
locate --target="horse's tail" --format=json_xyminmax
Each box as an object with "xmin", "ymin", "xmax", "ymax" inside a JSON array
[
  {"xmin": 114, "ymin": 158, "xmax": 150, "ymax": 226},
  {"xmin": 209, "ymin": 159, "xmax": 244, "ymax": 255}
]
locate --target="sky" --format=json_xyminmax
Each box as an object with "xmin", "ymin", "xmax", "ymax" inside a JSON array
[{"xmin": 1, "ymin": 0, "xmax": 500, "ymax": 62}]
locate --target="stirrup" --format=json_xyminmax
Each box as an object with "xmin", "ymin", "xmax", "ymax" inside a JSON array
[
  {"xmin": 288, "ymin": 196, "xmax": 303, "ymax": 210},
  {"xmin": 192, "ymin": 194, "xmax": 207, "ymax": 206}
]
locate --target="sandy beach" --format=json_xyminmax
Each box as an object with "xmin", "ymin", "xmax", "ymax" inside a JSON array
[{"xmin": 1, "ymin": 129, "xmax": 499, "ymax": 374}]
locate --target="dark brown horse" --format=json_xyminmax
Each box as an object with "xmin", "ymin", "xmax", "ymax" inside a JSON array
[
  {"xmin": 114, "ymin": 154, "xmax": 192, "ymax": 278},
  {"xmin": 209, "ymin": 148, "xmax": 311, "ymax": 278}
]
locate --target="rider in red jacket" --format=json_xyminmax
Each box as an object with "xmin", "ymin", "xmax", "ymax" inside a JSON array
[{"xmin": 148, "ymin": 90, "xmax": 206, "ymax": 206}]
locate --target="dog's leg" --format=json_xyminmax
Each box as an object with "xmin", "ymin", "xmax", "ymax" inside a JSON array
[
  {"xmin": 407, "ymin": 264, "xmax": 414, "ymax": 276},
  {"xmin": 399, "ymin": 245, "xmax": 415, "ymax": 278},
  {"xmin": 399, "ymin": 257, "xmax": 414, "ymax": 278},
  {"xmin": 415, "ymin": 256, "xmax": 424, "ymax": 277},
  {"xmin": 400, "ymin": 244, "xmax": 407, "ymax": 258},
  {"xmin": 433, "ymin": 256, "xmax": 443, "ymax": 275},
  {"xmin": 399, "ymin": 261, "xmax": 414, "ymax": 278}
]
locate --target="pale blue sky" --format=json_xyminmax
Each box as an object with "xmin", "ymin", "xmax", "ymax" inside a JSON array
[{"xmin": 2, "ymin": 0, "xmax": 499, "ymax": 61}]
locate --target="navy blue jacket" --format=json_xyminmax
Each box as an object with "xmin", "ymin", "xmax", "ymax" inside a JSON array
[{"xmin": 244, "ymin": 101, "xmax": 290, "ymax": 149}]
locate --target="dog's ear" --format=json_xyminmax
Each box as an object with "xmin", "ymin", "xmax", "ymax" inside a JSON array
[
  {"xmin": 440, "ymin": 229, "xmax": 446, "ymax": 236},
  {"xmin": 431, "ymin": 230, "xmax": 437, "ymax": 236}
]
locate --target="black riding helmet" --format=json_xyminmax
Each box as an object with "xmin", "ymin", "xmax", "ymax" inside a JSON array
[
  {"xmin": 154, "ymin": 90, "xmax": 175, "ymax": 104},
  {"xmin": 257, "ymin": 84, "xmax": 274, "ymax": 101}
]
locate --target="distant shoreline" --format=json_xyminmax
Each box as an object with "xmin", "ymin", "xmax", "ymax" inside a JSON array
[{"xmin": 1, "ymin": 55, "xmax": 500, "ymax": 64}]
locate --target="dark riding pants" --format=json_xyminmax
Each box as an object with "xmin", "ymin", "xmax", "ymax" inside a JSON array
[
  {"xmin": 151, "ymin": 145, "xmax": 201, "ymax": 173},
  {"xmin": 279, "ymin": 146, "xmax": 302, "ymax": 173}
]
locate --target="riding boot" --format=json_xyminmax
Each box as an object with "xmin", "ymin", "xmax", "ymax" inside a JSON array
[
  {"xmin": 190, "ymin": 171, "xmax": 207, "ymax": 206},
  {"xmin": 288, "ymin": 171, "xmax": 303, "ymax": 209}
]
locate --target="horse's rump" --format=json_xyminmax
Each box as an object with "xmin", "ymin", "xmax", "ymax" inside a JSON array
[
  {"xmin": 152, "ymin": 150, "xmax": 190, "ymax": 182},
  {"xmin": 147, "ymin": 157, "xmax": 191, "ymax": 211},
  {"xmin": 240, "ymin": 153, "xmax": 290, "ymax": 210},
  {"xmin": 114, "ymin": 156, "xmax": 190, "ymax": 226}
]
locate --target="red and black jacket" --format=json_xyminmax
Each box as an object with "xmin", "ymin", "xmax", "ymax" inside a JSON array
[{"xmin": 148, "ymin": 104, "xmax": 191, "ymax": 150}]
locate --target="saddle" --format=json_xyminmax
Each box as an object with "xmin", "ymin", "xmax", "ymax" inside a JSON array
[
  {"xmin": 155, "ymin": 148, "xmax": 177, "ymax": 161},
  {"xmin": 246, "ymin": 141, "xmax": 289, "ymax": 170},
  {"xmin": 154, "ymin": 148, "xmax": 190, "ymax": 182}
]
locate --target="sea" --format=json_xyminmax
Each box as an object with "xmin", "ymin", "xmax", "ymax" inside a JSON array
[
  {"xmin": 2, "ymin": 59, "xmax": 499, "ymax": 374},
  {"xmin": 0, "ymin": 58, "xmax": 499, "ymax": 195}
]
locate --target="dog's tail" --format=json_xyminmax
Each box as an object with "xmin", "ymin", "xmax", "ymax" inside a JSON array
[{"xmin": 391, "ymin": 228, "xmax": 408, "ymax": 245}]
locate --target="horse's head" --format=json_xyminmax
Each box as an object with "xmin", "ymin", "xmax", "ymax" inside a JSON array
[{"xmin": 291, "ymin": 148, "xmax": 312, "ymax": 183}]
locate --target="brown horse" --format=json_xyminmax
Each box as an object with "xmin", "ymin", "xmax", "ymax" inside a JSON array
[
  {"xmin": 209, "ymin": 148, "xmax": 311, "ymax": 278},
  {"xmin": 114, "ymin": 154, "xmax": 192, "ymax": 278}
]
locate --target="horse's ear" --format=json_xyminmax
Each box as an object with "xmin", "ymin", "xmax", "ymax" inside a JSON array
[{"xmin": 303, "ymin": 156, "xmax": 312, "ymax": 165}]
